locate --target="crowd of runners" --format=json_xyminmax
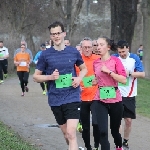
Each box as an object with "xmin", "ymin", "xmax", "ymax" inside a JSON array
[{"xmin": 0, "ymin": 21, "xmax": 145, "ymax": 150}]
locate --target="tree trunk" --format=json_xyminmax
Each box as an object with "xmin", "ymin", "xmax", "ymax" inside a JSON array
[
  {"xmin": 66, "ymin": 0, "xmax": 72, "ymax": 38},
  {"xmin": 141, "ymin": 0, "xmax": 150, "ymax": 78},
  {"xmin": 110, "ymin": 0, "xmax": 138, "ymax": 48}
]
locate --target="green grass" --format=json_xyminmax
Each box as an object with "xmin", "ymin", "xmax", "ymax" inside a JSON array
[
  {"xmin": 0, "ymin": 122, "xmax": 38, "ymax": 150},
  {"xmin": 136, "ymin": 78, "xmax": 150, "ymax": 118}
]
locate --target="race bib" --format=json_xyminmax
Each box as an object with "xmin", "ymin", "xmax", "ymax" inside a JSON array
[
  {"xmin": 55, "ymin": 73, "xmax": 72, "ymax": 88},
  {"xmin": 140, "ymin": 51, "xmax": 143, "ymax": 56},
  {"xmin": 83, "ymin": 75, "xmax": 94, "ymax": 87},
  {"xmin": 0, "ymin": 53, "xmax": 4, "ymax": 57},
  {"xmin": 19, "ymin": 62, "xmax": 27, "ymax": 66},
  {"xmin": 99, "ymin": 87, "xmax": 116, "ymax": 99},
  {"xmin": 118, "ymin": 77, "xmax": 129, "ymax": 86}
]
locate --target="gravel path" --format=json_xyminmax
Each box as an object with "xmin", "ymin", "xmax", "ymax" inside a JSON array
[{"xmin": 0, "ymin": 76, "xmax": 149, "ymax": 150}]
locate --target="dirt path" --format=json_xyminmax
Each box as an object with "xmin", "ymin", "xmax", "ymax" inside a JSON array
[{"xmin": 0, "ymin": 76, "xmax": 149, "ymax": 150}]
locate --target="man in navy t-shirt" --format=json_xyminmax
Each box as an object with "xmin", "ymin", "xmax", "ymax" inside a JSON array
[{"xmin": 33, "ymin": 21, "xmax": 87, "ymax": 150}]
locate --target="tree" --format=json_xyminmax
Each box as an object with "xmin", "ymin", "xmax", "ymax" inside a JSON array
[
  {"xmin": 110, "ymin": 0, "xmax": 138, "ymax": 48},
  {"xmin": 141, "ymin": 0, "xmax": 150, "ymax": 78},
  {"xmin": 54, "ymin": 0, "xmax": 84, "ymax": 39}
]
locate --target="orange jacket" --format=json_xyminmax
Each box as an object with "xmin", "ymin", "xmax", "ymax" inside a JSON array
[{"xmin": 76, "ymin": 54, "xmax": 99, "ymax": 101}]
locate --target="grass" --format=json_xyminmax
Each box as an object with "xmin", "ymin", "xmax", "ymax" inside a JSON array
[
  {"xmin": 136, "ymin": 78, "xmax": 150, "ymax": 118},
  {"xmin": 0, "ymin": 122, "xmax": 38, "ymax": 150}
]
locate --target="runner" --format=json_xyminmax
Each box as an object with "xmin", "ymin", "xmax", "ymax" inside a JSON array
[
  {"xmin": 76, "ymin": 44, "xmax": 82, "ymax": 54},
  {"xmin": 14, "ymin": 40, "xmax": 33, "ymax": 63},
  {"xmin": 76, "ymin": 37, "xmax": 100, "ymax": 150},
  {"xmin": 33, "ymin": 43, "xmax": 47, "ymax": 95},
  {"xmin": 114, "ymin": 40, "xmax": 145, "ymax": 150},
  {"xmin": 0, "ymin": 41, "xmax": 9, "ymax": 84},
  {"xmin": 92, "ymin": 37, "xmax": 126, "ymax": 150},
  {"xmin": 14, "ymin": 44, "xmax": 30, "ymax": 96},
  {"xmin": 137, "ymin": 44, "xmax": 143, "ymax": 62},
  {"xmin": 64, "ymin": 39, "xmax": 71, "ymax": 46},
  {"xmin": 33, "ymin": 21, "xmax": 87, "ymax": 150}
]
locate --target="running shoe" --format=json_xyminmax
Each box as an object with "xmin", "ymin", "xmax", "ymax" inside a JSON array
[
  {"xmin": 116, "ymin": 147, "xmax": 124, "ymax": 150},
  {"xmin": 4, "ymin": 74, "xmax": 7, "ymax": 79},
  {"xmin": 21, "ymin": 92, "xmax": 24, "ymax": 96},
  {"xmin": 77, "ymin": 122, "xmax": 83, "ymax": 133},
  {"xmin": 25, "ymin": 86, "xmax": 29, "ymax": 92},
  {"xmin": 79, "ymin": 147, "xmax": 84, "ymax": 150},
  {"xmin": 42, "ymin": 90, "xmax": 46, "ymax": 95},
  {"xmin": 122, "ymin": 142, "xmax": 130, "ymax": 150},
  {"xmin": 93, "ymin": 148, "xmax": 99, "ymax": 150},
  {"xmin": 0, "ymin": 80, "xmax": 4, "ymax": 84}
]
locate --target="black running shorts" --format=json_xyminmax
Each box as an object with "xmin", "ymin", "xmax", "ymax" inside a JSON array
[
  {"xmin": 51, "ymin": 102, "xmax": 81, "ymax": 125},
  {"xmin": 122, "ymin": 97, "xmax": 136, "ymax": 119}
]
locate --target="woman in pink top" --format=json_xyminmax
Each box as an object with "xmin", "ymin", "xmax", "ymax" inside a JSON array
[{"xmin": 92, "ymin": 37, "xmax": 126, "ymax": 150}]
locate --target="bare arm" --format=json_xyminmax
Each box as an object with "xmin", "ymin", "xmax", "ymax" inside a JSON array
[
  {"xmin": 72, "ymin": 63, "xmax": 87, "ymax": 88},
  {"xmin": 33, "ymin": 69, "xmax": 59, "ymax": 83},
  {"xmin": 101, "ymin": 65, "xmax": 126, "ymax": 84},
  {"xmin": 78, "ymin": 63, "xmax": 87, "ymax": 79},
  {"xmin": 110, "ymin": 72, "xmax": 127, "ymax": 84},
  {"xmin": 130, "ymin": 71, "xmax": 145, "ymax": 78}
]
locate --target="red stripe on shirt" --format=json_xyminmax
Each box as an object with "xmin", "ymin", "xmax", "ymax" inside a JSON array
[{"xmin": 127, "ymin": 77, "xmax": 136, "ymax": 97}]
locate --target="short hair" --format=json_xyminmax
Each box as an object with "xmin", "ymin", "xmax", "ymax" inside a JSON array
[
  {"xmin": 0, "ymin": 41, "xmax": 3, "ymax": 43},
  {"xmin": 117, "ymin": 40, "xmax": 129, "ymax": 48},
  {"xmin": 76, "ymin": 44, "xmax": 81, "ymax": 47},
  {"xmin": 80, "ymin": 37, "xmax": 92, "ymax": 46},
  {"xmin": 48, "ymin": 21, "xmax": 64, "ymax": 32}
]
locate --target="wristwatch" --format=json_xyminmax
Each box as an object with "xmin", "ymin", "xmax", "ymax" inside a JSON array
[
  {"xmin": 109, "ymin": 71, "xmax": 113, "ymax": 75},
  {"xmin": 129, "ymin": 71, "xmax": 132, "ymax": 76}
]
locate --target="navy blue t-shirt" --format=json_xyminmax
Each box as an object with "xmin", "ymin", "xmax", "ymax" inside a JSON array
[{"xmin": 36, "ymin": 46, "xmax": 84, "ymax": 106}]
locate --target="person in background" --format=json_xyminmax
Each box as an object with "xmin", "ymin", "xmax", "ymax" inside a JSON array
[
  {"xmin": 0, "ymin": 41, "xmax": 9, "ymax": 84},
  {"xmin": 14, "ymin": 44, "xmax": 30, "ymax": 96},
  {"xmin": 76, "ymin": 37, "xmax": 100, "ymax": 150},
  {"xmin": 76, "ymin": 44, "xmax": 82, "ymax": 54},
  {"xmin": 64, "ymin": 39, "xmax": 71, "ymax": 46},
  {"xmin": 92, "ymin": 40, "xmax": 99, "ymax": 55},
  {"xmin": 45, "ymin": 41, "xmax": 51, "ymax": 49},
  {"xmin": 137, "ymin": 44, "xmax": 143, "ymax": 62},
  {"xmin": 33, "ymin": 43, "xmax": 47, "ymax": 95},
  {"xmin": 14, "ymin": 40, "xmax": 33, "ymax": 63},
  {"xmin": 114, "ymin": 40, "xmax": 145, "ymax": 150}
]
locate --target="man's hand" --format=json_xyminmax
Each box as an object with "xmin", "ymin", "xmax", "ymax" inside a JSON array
[
  {"xmin": 72, "ymin": 77, "xmax": 82, "ymax": 88},
  {"xmin": 50, "ymin": 69, "xmax": 59, "ymax": 80}
]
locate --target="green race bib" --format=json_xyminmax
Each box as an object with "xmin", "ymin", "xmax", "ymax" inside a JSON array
[
  {"xmin": 140, "ymin": 51, "xmax": 143, "ymax": 56},
  {"xmin": 118, "ymin": 77, "xmax": 129, "ymax": 86},
  {"xmin": 99, "ymin": 87, "xmax": 116, "ymax": 99},
  {"xmin": 55, "ymin": 73, "xmax": 72, "ymax": 88},
  {"xmin": 0, "ymin": 53, "xmax": 4, "ymax": 57},
  {"xmin": 83, "ymin": 75, "xmax": 95, "ymax": 87}
]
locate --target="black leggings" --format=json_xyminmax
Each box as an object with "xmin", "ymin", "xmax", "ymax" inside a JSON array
[
  {"xmin": 17, "ymin": 71, "xmax": 29, "ymax": 92},
  {"xmin": 0, "ymin": 59, "xmax": 8, "ymax": 80},
  {"xmin": 80, "ymin": 101, "xmax": 100, "ymax": 149},
  {"xmin": 40, "ymin": 82, "xmax": 46, "ymax": 91},
  {"xmin": 92, "ymin": 100, "xmax": 123, "ymax": 150}
]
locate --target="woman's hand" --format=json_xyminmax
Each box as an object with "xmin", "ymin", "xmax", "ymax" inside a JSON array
[{"xmin": 101, "ymin": 65, "xmax": 110, "ymax": 74}]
